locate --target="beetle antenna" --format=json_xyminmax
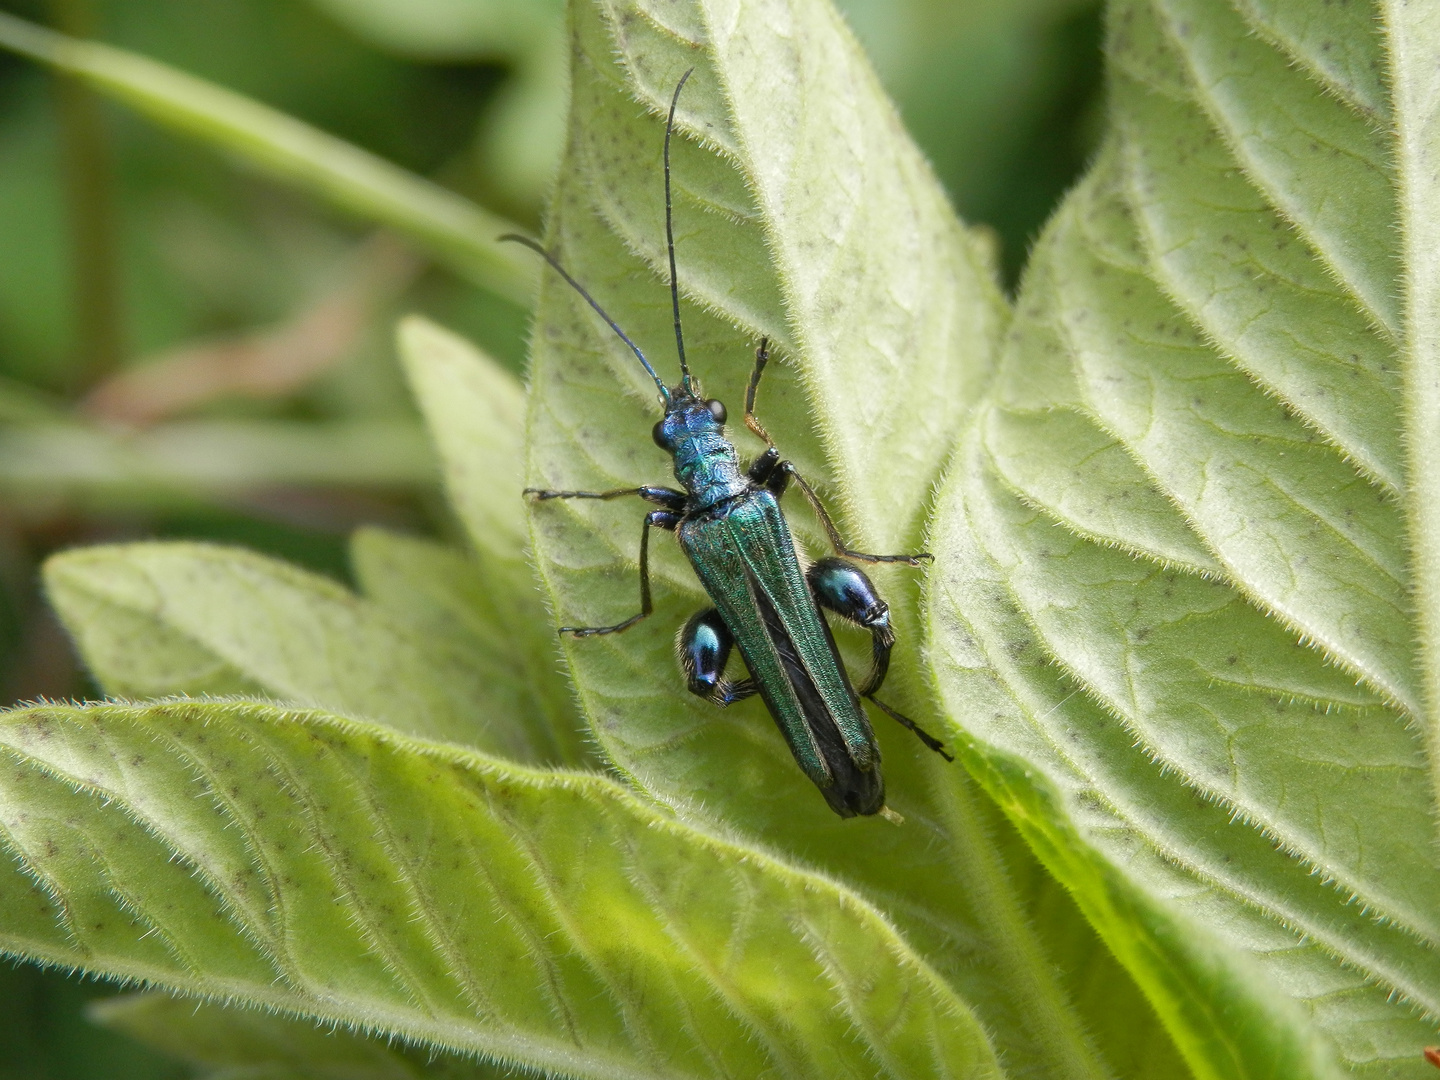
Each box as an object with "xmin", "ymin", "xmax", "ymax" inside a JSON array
[
  {"xmin": 665, "ymin": 69, "xmax": 694, "ymax": 395},
  {"xmin": 500, "ymin": 233, "xmax": 670, "ymax": 405}
]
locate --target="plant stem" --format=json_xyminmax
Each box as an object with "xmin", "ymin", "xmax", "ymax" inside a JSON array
[
  {"xmin": 48, "ymin": 0, "xmax": 123, "ymax": 389},
  {"xmin": 0, "ymin": 12, "xmax": 536, "ymax": 307}
]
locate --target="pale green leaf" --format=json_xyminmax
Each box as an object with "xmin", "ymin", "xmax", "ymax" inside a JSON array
[
  {"xmin": 520, "ymin": 2, "xmax": 1180, "ymax": 1079},
  {"xmin": 0, "ymin": 13, "xmax": 533, "ymax": 305},
  {"xmin": 925, "ymin": 0, "xmax": 1440, "ymax": 1075},
  {"xmin": 0, "ymin": 699, "xmax": 1000, "ymax": 1080},
  {"xmin": 349, "ymin": 527, "xmax": 589, "ymax": 766},
  {"xmin": 397, "ymin": 317, "xmax": 528, "ymax": 562},
  {"xmin": 350, "ymin": 528, "xmax": 511, "ymax": 658},
  {"xmin": 391, "ymin": 317, "xmax": 590, "ymax": 765},
  {"xmin": 1388, "ymin": 0, "xmax": 1440, "ymax": 798},
  {"xmin": 44, "ymin": 542, "xmax": 545, "ymax": 761}
]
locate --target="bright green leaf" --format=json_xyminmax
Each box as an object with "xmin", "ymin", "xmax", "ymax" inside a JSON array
[
  {"xmin": 0, "ymin": 12, "xmax": 534, "ymax": 304},
  {"xmin": 0, "ymin": 699, "xmax": 1001, "ymax": 1079},
  {"xmin": 925, "ymin": 0, "xmax": 1440, "ymax": 1075},
  {"xmin": 44, "ymin": 542, "xmax": 543, "ymax": 761}
]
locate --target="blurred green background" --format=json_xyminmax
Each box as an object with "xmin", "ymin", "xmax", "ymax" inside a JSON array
[{"xmin": 0, "ymin": 0, "xmax": 1100, "ymax": 1073}]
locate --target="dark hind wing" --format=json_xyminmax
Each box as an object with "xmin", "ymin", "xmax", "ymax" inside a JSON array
[
  {"xmin": 749, "ymin": 583, "xmax": 885, "ymax": 817},
  {"xmin": 679, "ymin": 504, "xmax": 884, "ymax": 817},
  {"xmin": 681, "ymin": 512, "xmax": 832, "ymax": 785},
  {"xmin": 728, "ymin": 494, "xmax": 879, "ymax": 765}
]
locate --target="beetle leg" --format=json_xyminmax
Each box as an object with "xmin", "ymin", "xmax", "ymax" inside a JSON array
[
  {"xmin": 526, "ymin": 485, "xmax": 686, "ymax": 511},
  {"xmin": 743, "ymin": 338, "xmax": 776, "ymax": 448},
  {"xmin": 866, "ymin": 695, "xmax": 953, "ymax": 761},
  {"xmin": 744, "ymin": 446, "xmax": 796, "ymax": 503},
  {"xmin": 734, "ymin": 344, "xmax": 792, "ymax": 500},
  {"xmin": 559, "ymin": 509, "xmax": 680, "ymax": 637},
  {"xmin": 806, "ymin": 557, "xmax": 894, "ymax": 696},
  {"xmin": 746, "ymin": 445, "xmax": 779, "ymax": 485},
  {"xmin": 807, "ymin": 557, "xmax": 952, "ymax": 761},
  {"xmin": 678, "ymin": 609, "xmax": 758, "ymax": 706},
  {"xmin": 741, "ymin": 341, "xmax": 787, "ymax": 496},
  {"xmin": 779, "ymin": 463, "xmax": 932, "ymax": 565}
]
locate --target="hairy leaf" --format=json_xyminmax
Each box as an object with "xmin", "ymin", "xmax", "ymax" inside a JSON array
[
  {"xmin": 0, "ymin": 700, "xmax": 999, "ymax": 1079},
  {"xmin": 1389, "ymin": 0, "xmax": 1440, "ymax": 797},
  {"xmin": 45, "ymin": 542, "xmax": 548, "ymax": 761},
  {"xmin": 393, "ymin": 317, "xmax": 589, "ymax": 765},
  {"xmin": 397, "ymin": 317, "xmax": 528, "ymax": 563},
  {"xmin": 925, "ymin": 0, "xmax": 1440, "ymax": 1076},
  {"xmin": 350, "ymin": 528, "xmax": 588, "ymax": 765},
  {"xmin": 92, "ymin": 991, "xmax": 510, "ymax": 1079},
  {"xmin": 518, "ymin": 1, "xmax": 1186, "ymax": 1077}
]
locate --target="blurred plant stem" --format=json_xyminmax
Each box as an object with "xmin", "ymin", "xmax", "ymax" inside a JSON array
[
  {"xmin": 47, "ymin": 0, "xmax": 123, "ymax": 389},
  {"xmin": 0, "ymin": 11, "xmax": 535, "ymax": 304},
  {"xmin": 0, "ymin": 418, "xmax": 435, "ymax": 501}
]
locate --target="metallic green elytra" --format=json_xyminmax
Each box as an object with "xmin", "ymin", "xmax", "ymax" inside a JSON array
[{"xmin": 507, "ymin": 70, "xmax": 951, "ymax": 818}]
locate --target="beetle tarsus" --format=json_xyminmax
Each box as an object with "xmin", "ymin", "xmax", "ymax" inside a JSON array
[
  {"xmin": 866, "ymin": 694, "xmax": 953, "ymax": 761},
  {"xmin": 554, "ymin": 509, "xmax": 678, "ymax": 637}
]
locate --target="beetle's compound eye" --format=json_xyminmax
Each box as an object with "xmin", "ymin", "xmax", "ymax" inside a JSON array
[
  {"xmin": 652, "ymin": 419, "xmax": 669, "ymax": 449},
  {"xmin": 706, "ymin": 399, "xmax": 727, "ymax": 424}
]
